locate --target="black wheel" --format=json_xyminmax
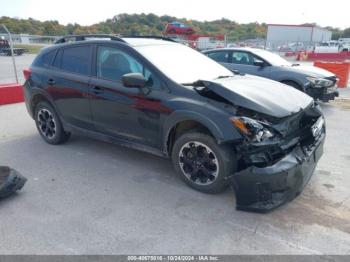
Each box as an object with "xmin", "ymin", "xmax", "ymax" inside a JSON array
[
  {"xmin": 34, "ymin": 101, "xmax": 70, "ymax": 145},
  {"xmin": 171, "ymin": 131, "xmax": 236, "ymax": 194},
  {"xmin": 281, "ymin": 80, "xmax": 303, "ymax": 91}
]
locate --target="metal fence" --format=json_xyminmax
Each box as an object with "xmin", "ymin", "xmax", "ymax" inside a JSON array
[
  {"xmin": 0, "ymin": 24, "xmax": 19, "ymax": 84},
  {"xmin": 0, "ymin": 33, "xmax": 58, "ymax": 45},
  {"xmin": 0, "ymin": 29, "xmax": 313, "ymax": 85}
]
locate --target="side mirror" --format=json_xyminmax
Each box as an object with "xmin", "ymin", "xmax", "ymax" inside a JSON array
[
  {"xmin": 253, "ymin": 60, "xmax": 265, "ymax": 67},
  {"xmin": 122, "ymin": 73, "xmax": 147, "ymax": 88}
]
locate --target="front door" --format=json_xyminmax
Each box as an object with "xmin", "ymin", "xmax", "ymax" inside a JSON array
[
  {"xmin": 89, "ymin": 45, "xmax": 169, "ymax": 148},
  {"xmin": 228, "ymin": 51, "xmax": 271, "ymax": 78}
]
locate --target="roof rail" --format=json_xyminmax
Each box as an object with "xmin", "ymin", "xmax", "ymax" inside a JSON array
[
  {"xmin": 122, "ymin": 35, "xmax": 177, "ymax": 43},
  {"xmin": 54, "ymin": 34, "xmax": 126, "ymax": 44}
]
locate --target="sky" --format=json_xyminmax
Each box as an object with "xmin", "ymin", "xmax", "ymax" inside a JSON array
[{"xmin": 1, "ymin": 0, "xmax": 349, "ymax": 29}]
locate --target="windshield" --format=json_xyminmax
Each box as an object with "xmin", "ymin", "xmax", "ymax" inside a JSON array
[
  {"xmin": 253, "ymin": 49, "xmax": 291, "ymax": 66},
  {"xmin": 134, "ymin": 43, "xmax": 233, "ymax": 84}
]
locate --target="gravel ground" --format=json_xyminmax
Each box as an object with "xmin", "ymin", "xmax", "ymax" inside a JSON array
[{"xmin": 0, "ymin": 54, "xmax": 37, "ymax": 84}]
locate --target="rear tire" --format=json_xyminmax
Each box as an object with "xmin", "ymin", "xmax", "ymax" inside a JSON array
[
  {"xmin": 34, "ymin": 101, "xmax": 70, "ymax": 145},
  {"xmin": 171, "ymin": 131, "xmax": 236, "ymax": 194}
]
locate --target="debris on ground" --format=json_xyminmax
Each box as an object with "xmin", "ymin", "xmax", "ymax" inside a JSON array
[{"xmin": 0, "ymin": 166, "xmax": 27, "ymax": 199}]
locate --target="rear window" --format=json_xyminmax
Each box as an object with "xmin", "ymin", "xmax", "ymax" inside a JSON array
[
  {"xmin": 52, "ymin": 49, "xmax": 63, "ymax": 68},
  {"xmin": 32, "ymin": 50, "xmax": 56, "ymax": 68},
  {"xmin": 60, "ymin": 46, "xmax": 91, "ymax": 75}
]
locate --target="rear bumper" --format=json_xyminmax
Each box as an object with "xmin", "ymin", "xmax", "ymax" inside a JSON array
[
  {"xmin": 229, "ymin": 133, "xmax": 325, "ymax": 213},
  {"xmin": 23, "ymin": 81, "xmax": 33, "ymax": 118}
]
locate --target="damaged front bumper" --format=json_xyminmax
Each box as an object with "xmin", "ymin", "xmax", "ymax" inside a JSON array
[
  {"xmin": 307, "ymin": 86, "xmax": 339, "ymax": 102},
  {"xmin": 229, "ymin": 132, "xmax": 325, "ymax": 213}
]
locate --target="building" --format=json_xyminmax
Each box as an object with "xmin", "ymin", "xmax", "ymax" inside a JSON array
[{"xmin": 266, "ymin": 24, "xmax": 332, "ymax": 51}]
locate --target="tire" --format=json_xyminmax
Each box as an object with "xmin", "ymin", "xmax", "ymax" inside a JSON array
[
  {"xmin": 171, "ymin": 131, "xmax": 236, "ymax": 194},
  {"xmin": 282, "ymin": 80, "xmax": 303, "ymax": 91},
  {"xmin": 34, "ymin": 101, "xmax": 70, "ymax": 145}
]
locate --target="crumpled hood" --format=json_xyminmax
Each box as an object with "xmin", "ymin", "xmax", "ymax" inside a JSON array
[
  {"xmin": 205, "ymin": 75, "xmax": 313, "ymax": 118},
  {"xmin": 284, "ymin": 64, "xmax": 335, "ymax": 78}
]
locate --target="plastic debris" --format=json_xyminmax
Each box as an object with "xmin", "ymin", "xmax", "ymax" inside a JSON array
[{"xmin": 0, "ymin": 166, "xmax": 27, "ymax": 199}]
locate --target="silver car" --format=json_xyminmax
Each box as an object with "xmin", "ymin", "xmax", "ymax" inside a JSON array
[{"xmin": 203, "ymin": 47, "xmax": 339, "ymax": 102}]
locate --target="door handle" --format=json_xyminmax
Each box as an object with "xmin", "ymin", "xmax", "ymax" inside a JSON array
[
  {"xmin": 47, "ymin": 79, "xmax": 55, "ymax": 85},
  {"xmin": 92, "ymin": 86, "xmax": 104, "ymax": 94}
]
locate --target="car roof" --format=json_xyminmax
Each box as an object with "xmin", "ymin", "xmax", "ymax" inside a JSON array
[
  {"xmin": 123, "ymin": 38, "xmax": 177, "ymax": 47},
  {"xmin": 50, "ymin": 36, "xmax": 178, "ymax": 50},
  {"xmin": 39, "ymin": 37, "xmax": 177, "ymax": 55},
  {"xmin": 204, "ymin": 47, "xmax": 263, "ymax": 53}
]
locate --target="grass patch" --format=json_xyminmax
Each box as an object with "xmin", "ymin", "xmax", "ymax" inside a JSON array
[{"xmin": 13, "ymin": 44, "xmax": 44, "ymax": 54}]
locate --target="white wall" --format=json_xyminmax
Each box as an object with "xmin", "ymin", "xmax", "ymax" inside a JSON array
[
  {"xmin": 267, "ymin": 25, "xmax": 313, "ymax": 44},
  {"xmin": 312, "ymin": 28, "xmax": 332, "ymax": 42}
]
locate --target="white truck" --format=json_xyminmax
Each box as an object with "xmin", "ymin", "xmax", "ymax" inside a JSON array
[{"xmin": 314, "ymin": 40, "xmax": 350, "ymax": 53}]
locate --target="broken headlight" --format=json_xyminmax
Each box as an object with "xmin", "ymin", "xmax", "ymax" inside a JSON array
[
  {"xmin": 230, "ymin": 116, "xmax": 274, "ymax": 142},
  {"xmin": 306, "ymin": 76, "xmax": 333, "ymax": 88}
]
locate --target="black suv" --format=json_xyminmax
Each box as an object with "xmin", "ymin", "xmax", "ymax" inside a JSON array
[{"xmin": 23, "ymin": 35, "xmax": 325, "ymax": 212}]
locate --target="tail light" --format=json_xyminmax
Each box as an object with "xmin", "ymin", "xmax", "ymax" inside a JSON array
[{"xmin": 23, "ymin": 68, "xmax": 32, "ymax": 81}]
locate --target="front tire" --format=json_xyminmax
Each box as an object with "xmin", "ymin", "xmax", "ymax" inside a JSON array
[
  {"xmin": 34, "ymin": 101, "xmax": 70, "ymax": 145},
  {"xmin": 171, "ymin": 131, "xmax": 236, "ymax": 194}
]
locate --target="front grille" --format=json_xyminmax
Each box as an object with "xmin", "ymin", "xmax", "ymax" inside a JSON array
[
  {"xmin": 325, "ymin": 76, "xmax": 338, "ymax": 88},
  {"xmin": 277, "ymin": 103, "xmax": 323, "ymax": 148},
  {"xmin": 325, "ymin": 76, "xmax": 337, "ymax": 83}
]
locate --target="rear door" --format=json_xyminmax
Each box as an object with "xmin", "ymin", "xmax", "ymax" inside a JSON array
[{"xmin": 48, "ymin": 45, "xmax": 93, "ymax": 129}]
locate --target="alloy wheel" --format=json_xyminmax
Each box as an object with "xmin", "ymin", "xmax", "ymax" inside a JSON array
[
  {"xmin": 37, "ymin": 108, "xmax": 56, "ymax": 139},
  {"xmin": 178, "ymin": 141, "xmax": 219, "ymax": 186}
]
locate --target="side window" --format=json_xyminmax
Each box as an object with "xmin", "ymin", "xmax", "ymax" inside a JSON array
[
  {"xmin": 97, "ymin": 46, "xmax": 162, "ymax": 89},
  {"xmin": 61, "ymin": 46, "xmax": 91, "ymax": 75},
  {"xmin": 231, "ymin": 51, "xmax": 253, "ymax": 65},
  {"xmin": 251, "ymin": 55, "xmax": 265, "ymax": 65},
  {"xmin": 207, "ymin": 51, "xmax": 229, "ymax": 63}
]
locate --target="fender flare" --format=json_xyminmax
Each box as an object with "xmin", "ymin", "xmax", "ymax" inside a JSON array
[
  {"xmin": 162, "ymin": 110, "xmax": 238, "ymax": 155},
  {"xmin": 28, "ymin": 88, "xmax": 59, "ymax": 117}
]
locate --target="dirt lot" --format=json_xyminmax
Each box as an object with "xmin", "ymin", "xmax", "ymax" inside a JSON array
[{"xmin": 0, "ymin": 54, "xmax": 350, "ymax": 254}]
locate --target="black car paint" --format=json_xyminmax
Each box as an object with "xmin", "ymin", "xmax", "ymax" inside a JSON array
[
  {"xmin": 231, "ymin": 133, "xmax": 324, "ymax": 212},
  {"xmin": 24, "ymin": 41, "xmax": 241, "ymax": 153},
  {"xmin": 24, "ymin": 38, "xmax": 325, "ymax": 212}
]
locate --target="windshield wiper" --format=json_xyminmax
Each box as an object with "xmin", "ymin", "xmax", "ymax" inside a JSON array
[
  {"xmin": 216, "ymin": 75, "xmax": 234, "ymax": 79},
  {"xmin": 182, "ymin": 74, "xmax": 236, "ymax": 86},
  {"xmin": 228, "ymin": 69, "xmax": 245, "ymax": 75},
  {"xmin": 182, "ymin": 80, "xmax": 206, "ymax": 87}
]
